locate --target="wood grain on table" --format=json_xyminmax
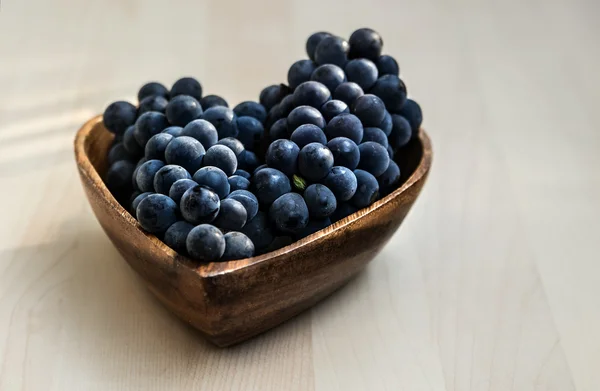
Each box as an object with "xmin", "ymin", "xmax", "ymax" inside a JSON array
[{"xmin": 0, "ymin": 0, "xmax": 598, "ymax": 390}]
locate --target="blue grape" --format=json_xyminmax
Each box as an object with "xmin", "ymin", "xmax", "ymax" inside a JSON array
[
  {"xmin": 362, "ymin": 127, "xmax": 389, "ymax": 148},
  {"xmin": 398, "ymin": 98, "xmax": 423, "ymax": 135},
  {"xmin": 259, "ymin": 84, "xmax": 291, "ymax": 112},
  {"xmin": 379, "ymin": 110, "xmax": 392, "ymax": 136},
  {"xmin": 324, "ymin": 166, "xmax": 357, "ymax": 201},
  {"xmin": 202, "ymin": 106, "xmax": 238, "ymax": 139},
  {"xmin": 168, "ymin": 178, "xmax": 197, "ymax": 204},
  {"xmin": 351, "ymin": 169, "xmax": 379, "ymax": 208},
  {"xmin": 136, "ymin": 194, "xmax": 178, "ymax": 234},
  {"xmin": 181, "ymin": 119, "xmax": 218, "ymax": 148},
  {"xmin": 138, "ymin": 82, "xmax": 169, "ymax": 101},
  {"xmin": 213, "ymin": 198, "xmax": 247, "ymax": 231},
  {"xmin": 233, "ymin": 169, "xmax": 251, "ymax": 179},
  {"xmin": 288, "ymin": 59, "xmax": 318, "ymax": 90},
  {"xmin": 106, "ymin": 160, "xmax": 135, "ymax": 195},
  {"xmin": 253, "ymin": 168, "xmax": 292, "ymax": 205},
  {"xmin": 345, "ymin": 59, "xmax": 378, "ymax": 90},
  {"xmin": 325, "ymin": 113, "xmax": 363, "ymax": 144},
  {"xmin": 138, "ymin": 95, "xmax": 168, "ymax": 115},
  {"xmin": 298, "ymin": 142, "xmax": 334, "ymax": 181},
  {"xmin": 369, "ymin": 75, "xmax": 407, "ymax": 113},
  {"xmin": 233, "ymin": 101, "xmax": 267, "ymax": 124},
  {"xmin": 164, "ymin": 136, "xmax": 205, "ymax": 173},
  {"xmin": 304, "ymin": 184, "xmax": 337, "ymax": 218},
  {"xmin": 192, "ymin": 166, "xmax": 230, "ymax": 199},
  {"xmin": 352, "ymin": 94, "xmax": 386, "ymax": 127},
  {"xmin": 241, "ymin": 211, "xmax": 274, "ymax": 251},
  {"xmin": 376, "ymin": 55, "xmax": 399, "ymax": 76},
  {"xmin": 320, "ymin": 99, "xmax": 349, "ymax": 122},
  {"xmin": 306, "ymin": 32, "xmax": 332, "ymax": 61},
  {"xmin": 378, "ymin": 160, "xmax": 401, "ymax": 195},
  {"xmin": 135, "ymin": 159, "xmax": 165, "ymax": 192},
  {"xmin": 228, "ymin": 175, "xmax": 251, "ymax": 191},
  {"xmin": 186, "ymin": 224, "xmax": 225, "ymax": 262},
  {"xmin": 327, "ymin": 137, "xmax": 360, "ymax": 170},
  {"xmin": 108, "ymin": 142, "xmax": 135, "ymax": 165},
  {"xmin": 311, "ymin": 64, "xmax": 347, "ymax": 93},
  {"xmin": 287, "ymin": 105, "xmax": 326, "ymax": 130},
  {"xmin": 180, "ymin": 185, "xmax": 220, "ymax": 224},
  {"xmin": 134, "ymin": 111, "xmax": 169, "ymax": 146},
  {"xmin": 217, "ymin": 137, "xmax": 245, "ymax": 157},
  {"xmin": 265, "ymin": 139, "xmax": 300, "ymax": 176},
  {"xmin": 165, "ymin": 95, "xmax": 203, "ymax": 127},
  {"xmin": 357, "ymin": 141, "xmax": 390, "ymax": 177},
  {"xmin": 162, "ymin": 126, "xmax": 183, "ymax": 137},
  {"xmin": 199, "ymin": 95, "xmax": 228, "ymax": 109},
  {"xmin": 237, "ymin": 150, "xmax": 260, "ymax": 172},
  {"xmin": 145, "ymin": 133, "xmax": 173, "ymax": 161},
  {"xmin": 131, "ymin": 191, "xmax": 152, "ymax": 213},
  {"xmin": 293, "ymin": 81, "xmax": 331, "ymax": 109},
  {"xmin": 203, "ymin": 145, "xmax": 238, "ymax": 176},
  {"xmin": 170, "ymin": 77, "xmax": 202, "ymax": 101},
  {"xmin": 334, "ymin": 82, "xmax": 364, "ymax": 107},
  {"xmin": 236, "ymin": 116, "xmax": 264, "ymax": 151},
  {"xmin": 228, "ymin": 189, "xmax": 259, "ymax": 221},
  {"xmin": 269, "ymin": 118, "xmax": 290, "ymax": 140},
  {"xmin": 269, "ymin": 193, "xmax": 309, "ymax": 234},
  {"xmin": 348, "ymin": 28, "xmax": 383, "ymax": 61},
  {"xmin": 164, "ymin": 221, "xmax": 194, "ymax": 253},
  {"xmin": 389, "ymin": 114, "xmax": 412, "ymax": 150},
  {"xmin": 290, "ymin": 124, "xmax": 327, "ymax": 148},
  {"xmin": 222, "ymin": 232, "xmax": 255, "ymax": 260},
  {"xmin": 123, "ymin": 125, "xmax": 143, "ymax": 156},
  {"xmin": 314, "ymin": 36, "xmax": 349, "ymax": 67},
  {"xmin": 154, "ymin": 165, "xmax": 192, "ymax": 195},
  {"xmin": 103, "ymin": 101, "xmax": 137, "ymax": 135}
]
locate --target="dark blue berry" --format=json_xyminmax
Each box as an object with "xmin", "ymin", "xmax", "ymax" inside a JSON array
[
  {"xmin": 362, "ymin": 127, "xmax": 389, "ymax": 148},
  {"xmin": 253, "ymin": 164, "xmax": 268, "ymax": 175},
  {"xmin": 291, "ymin": 124, "xmax": 327, "ymax": 148},
  {"xmin": 358, "ymin": 141, "xmax": 390, "ymax": 177},
  {"xmin": 311, "ymin": 64, "xmax": 347, "ymax": 93},
  {"xmin": 228, "ymin": 175, "xmax": 251, "ymax": 191},
  {"xmin": 192, "ymin": 166, "xmax": 230, "ymax": 199},
  {"xmin": 131, "ymin": 191, "xmax": 152, "ymax": 212},
  {"xmin": 398, "ymin": 98, "xmax": 423, "ymax": 135},
  {"xmin": 123, "ymin": 125, "xmax": 143, "ymax": 156},
  {"xmin": 165, "ymin": 95, "xmax": 203, "ymax": 127},
  {"xmin": 352, "ymin": 169, "xmax": 380, "ymax": 208},
  {"xmin": 327, "ymin": 137, "xmax": 360, "ymax": 170},
  {"xmin": 293, "ymin": 81, "xmax": 331, "ymax": 109},
  {"xmin": 314, "ymin": 36, "xmax": 349, "ymax": 67},
  {"xmin": 217, "ymin": 137, "xmax": 245, "ymax": 157},
  {"xmin": 345, "ymin": 59, "xmax": 378, "ymax": 90},
  {"xmin": 228, "ymin": 190, "xmax": 259, "ymax": 221},
  {"xmin": 273, "ymin": 94, "xmax": 296, "ymax": 119},
  {"xmin": 330, "ymin": 202, "xmax": 358, "ymax": 223},
  {"xmin": 389, "ymin": 114, "xmax": 412, "ymax": 150},
  {"xmin": 379, "ymin": 110, "xmax": 392, "ymax": 136},
  {"xmin": 269, "ymin": 118, "xmax": 290, "ymax": 140},
  {"xmin": 162, "ymin": 126, "xmax": 183, "ymax": 137},
  {"xmin": 304, "ymin": 184, "xmax": 337, "ymax": 218},
  {"xmin": 186, "ymin": 224, "xmax": 225, "ymax": 262},
  {"xmin": 202, "ymin": 106, "xmax": 238, "ymax": 139},
  {"xmin": 259, "ymin": 84, "xmax": 291, "ymax": 112},
  {"xmin": 136, "ymin": 194, "xmax": 178, "ymax": 234},
  {"xmin": 296, "ymin": 218, "xmax": 332, "ymax": 239},
  {"xmin": 233, "ymin": 101, "xmax": 267, "ymax": 124},
  {"xmin": 199, "ymin": 95, "xmax": 228, "ymax": 109},
  {"xmin": 376, "ymin": 55, "xmax": 399, "ymax": 76},
  {"xmin": 103, "ymin": 101, "xmax": 137, "ymax": 135},
  {"xmin": 352, "ymin": 94, "xmax": 386, "ymax": 127},
  {"xmin": 164, "ymin": 136, "xmax": 205, "ymax": 173},
  {"xmin": 369, "ymin": 75, "xmax": 407, "ymax": 113},
  {"xmin": 325, "ymin": 113, "xmax": 363, "ymax": 144},
  {"xmin": 213, "ymin": 198, "xmax": 247, "ymax": 231},
  {"xmin": 164, "ymin": 221, "xmax": 194, "ymax": 254},
  {"xmin": 348, "ymin": 28, "xmax": 383, "ymax": 61},
  {"xmin": 170, "ymin": 77, "xmax": 202, "ymax": 101},
  {"xmin": 387, "ymin": 145, "xmax": 394, "ymax": 159},
  {"xmin": 288, "ymin": 59, "xmax": 318, "ymax": 90},
  {"xmin": 203, "ymin": 145, "xmax": 237, "ymax": 176},
  {"xmin": 145, "ymin": 133, "xmax": 173, "ymax": 161},
  {"xmin": 287, "ymin": 105, "xmax": 326, "ymax": 130},
  {"xmin": 324, "ymin": 166, "xmax": 358, "ymax": 201},
  {"xmin": 378, "ymin": 160, "xmax": 401, "ymax": 195},
  {"xmin": 135, "ymin": 159, "xmax": 165, "ymax": 192},
  {"xmin": 134, "ymin": 111, "xmax": 169, "ymax": 146},
  {"xmin": 222, "ymin": 232, "xmax": 255, "ymax": 260},
  {"xmin": 237, "ymin": 150, "xmax": 260, "ymax": 172},
  {"xmin": 236, "ymin": 116, "xmax": 264, "ymax": 151},
  {"xmin": 320, "ymin": 99, "xmax": 349, "ymax": 122},
  {"xmin": 269, "ymin": 193, "xmax": 309, "ymax": 234},
  {"xmin": 306, "ymin": 32, "xmax": 332, "ymax": 61},
  {"xmin": 334, "ymin": 82, "xmax": 364, "ymax": 107},
  {"xmin": 241, "ymin": 211, "xmax": 274, "ymax": 251},
  {"xmin": 108, "ymin": 142, "xmax": 135, "ymax": 165},
  {"xmin": 180, "ymin": 185, "xmax": 220, "ymax": 224},
  {"xmin": 168, "ymin": 178, "xmax": 197, "ymax": 204},
  {"xmin": 233, "ymin": 169, "xmax": 251, "ymax": 179},
  {"xmin": 266, "ymin": 139, "xmax": 300, "ymax": 176},
  {"xmin": 253, "ymin": 168, "xmax": 291, "ymax": 205},
  {"xmin": 298, "ymin": 142, "xmax": 334, "ymax": 181},
  {"xmin": 106, "ymin": 160, "xmax": 135, "ymax": 193},
  {"xmin": 181, "ymin": 119, "xmax": 218, "ymax": 149},
  {"xmin": 154, "ymin": 165, "xmax": 191, "ymax": 195},
  {"xmin": 138, "ymin": 95, "xmax": 168, "ymax": 115},
  {"xmin": 138, "ymin": 82, "xmax": 169, "ymax": 101}
]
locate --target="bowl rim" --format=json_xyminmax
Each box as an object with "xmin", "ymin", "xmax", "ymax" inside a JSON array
[{"xmin": 75, "ymin": 115, "xmax": 432, "ymax": 277}]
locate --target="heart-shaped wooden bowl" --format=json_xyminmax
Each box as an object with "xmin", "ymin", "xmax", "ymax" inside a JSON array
[{"xmin": 74, "ymin": 115, "xmax": 432, "ymax": 347}]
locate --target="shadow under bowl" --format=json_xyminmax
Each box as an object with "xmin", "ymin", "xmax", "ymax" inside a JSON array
[{"xmin": 74, "ymin": 115, "xmax": 432, "ymax": 347}]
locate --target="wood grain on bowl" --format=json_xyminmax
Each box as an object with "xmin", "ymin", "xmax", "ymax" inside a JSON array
[{"xmin": 74, "ymin": 115, "xmax": 432, "ymax": 347}]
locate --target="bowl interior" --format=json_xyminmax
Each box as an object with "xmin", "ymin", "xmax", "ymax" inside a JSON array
[{"xmin": 78, "ymin": 116, "xmax": 430, "ymax": 274}]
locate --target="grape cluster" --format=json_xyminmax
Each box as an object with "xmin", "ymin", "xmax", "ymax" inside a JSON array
[{"xmin": 102, "ymin": 27, "xmax": 423, "ymax": 263}]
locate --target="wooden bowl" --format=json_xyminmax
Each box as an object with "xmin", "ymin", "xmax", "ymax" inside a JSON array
[{"xmin": 74, "ymin": 115, "xmax": 432, "ymax": 347}]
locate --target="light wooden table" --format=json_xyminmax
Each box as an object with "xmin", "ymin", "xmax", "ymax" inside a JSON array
[{"xmin": 1, "ymin": 0, "xmax": 599, "ymax": 390}]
